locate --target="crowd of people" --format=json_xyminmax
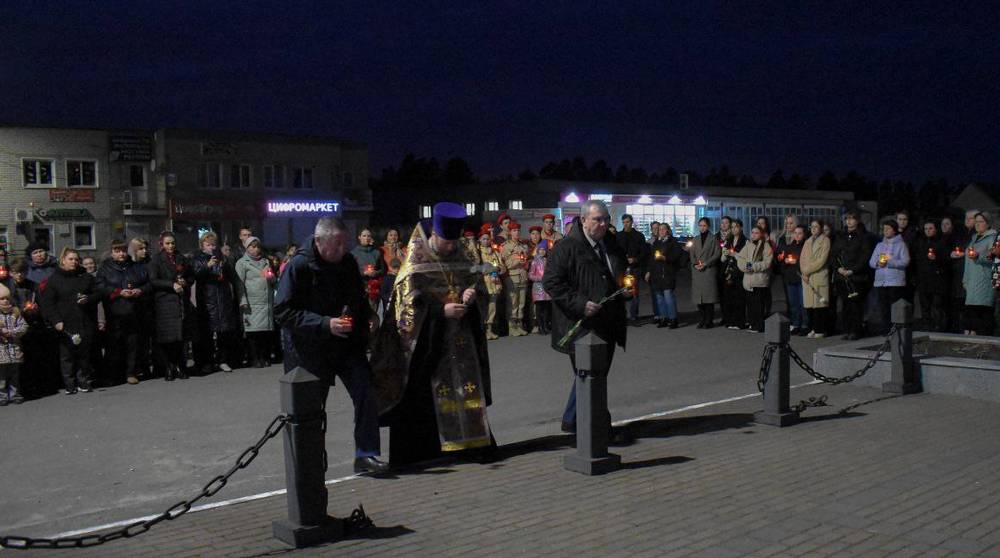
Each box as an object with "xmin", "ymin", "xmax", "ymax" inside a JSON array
[{"xmin": 1, "ymin": 205, "xmax": 998, "ymax": 410}]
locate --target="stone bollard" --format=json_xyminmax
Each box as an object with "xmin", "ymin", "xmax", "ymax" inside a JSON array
[
  {"xmin": 883, "ymin": 300, "xmax": 922, "ymax": 395},
  {"xmin": 563, "ymin": 333, "xmax": 621, "ymax": 475},
  {"xmin": 754, "ymin": 314, "xmax": 799, "ymax": 427},
  {"xmin": 272, "ymin": 367, "xmax": 343, "ymax": 548}
]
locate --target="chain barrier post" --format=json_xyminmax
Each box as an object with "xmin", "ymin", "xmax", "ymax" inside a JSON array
[
  {"xmin": 755, "ymin": 314, "xmax": 799, "ymax": 426},
  {"xmin": 272, "ymin": 367, "xmax": 343, "ymax": 548},
  {"xmin": 884, "ymin": 300, "xmax": 921, "ymax": 395},
  {"xmin": 564, "ymin": 333, "xmax": 621, "ymax": 475}
]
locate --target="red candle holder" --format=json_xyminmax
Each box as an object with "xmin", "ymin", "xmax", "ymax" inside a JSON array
[
  {"xmin": 968, "ymin": 248, "xmax": 979, "ymax": 259},
  {"xmin": 952, "ymin": 246, "xmax": 963, "ymax": 256},
  {"xmin": 0, "ymin": 265, "xmax": 8, "ymax": 280},
  {"xmin": 364, "ymin": 264, "xmax": 375, "ymax": 275},
  {"xmin": 785, "ymin": 254, "xmax": 798, "ymax": 265},
  {"xmin": 927, "ymin": 248, "xmax": 936, "ymax": 259}
]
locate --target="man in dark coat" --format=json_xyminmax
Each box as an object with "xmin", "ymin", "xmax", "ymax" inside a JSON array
[
  {"xmin": 616, "ymin": 214, "xmax": 646, "ymax": 325},
  {"xmin": 274, "ymin": 216, "xmax": 388, "ymax": 475},
  {"xmin": 831, "ymin": 210, "xmax": 874, "ymax": 340},
  {"xmin": 913, "ymin": 219, "xmax": 950, "ymax": 331},
  {"xmin": 543, "ymin": 201, "xmax": 628, "ymax": 438},
  {"xmin": 95, "ymin": 239, "xmax": 150, "ymax": 385},
  {"xmin": 148, "ymin": 231, "xmax": 195, "ymax": 380}
]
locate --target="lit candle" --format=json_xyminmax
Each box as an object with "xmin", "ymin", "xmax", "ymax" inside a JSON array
[
  {"xmin": 952, "ymin": 246, "xmax": 963, "ymax": 256},
  {"xmin": 23, "ymin": 300, "xmax": 37, "ymax": 312},
  {"xmin": 685, "ymin": 240, "xmax": 694, "ymax": 249},
  {"xmin": 927, "ymin": 247, "xmax": 936, "ymax": 259},
  {"xmin": 364, "ymin": 264, "xmax": 375, "ymax": 275},
  {"xmin": 0, "ymin": 265, "xmax": 7, "ymax": 280},
  {"xmin": 785, "ymin": 254, "xmax": 798, "ymax": 265},
  {"xmin": 654, "ymin": 250, "xmax": 664, "ymax": 260},
  {"xmin": 878, "ymin": 253, "xmax": 890, "ymax": 266},
  {"xmin": 968, "ymin": 247, "xmax": 979, "ymax": 259}
]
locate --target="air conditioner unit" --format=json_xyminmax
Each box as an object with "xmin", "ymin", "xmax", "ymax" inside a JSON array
[{"xmin": 14, "ymin": 208, "xmax": 34, "ymax": 222}]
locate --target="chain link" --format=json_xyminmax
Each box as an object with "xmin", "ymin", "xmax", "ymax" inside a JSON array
[
  {"xmin": 0, "ymin": 414, "xmax": 290, "ymax": 551},
  {"xmin": 790, "ymin": 395, "xmax": 829, "ymax": 413},
  {"xmin": 788, "ymin": 324, "xmax": 897, "ymax": 385}
]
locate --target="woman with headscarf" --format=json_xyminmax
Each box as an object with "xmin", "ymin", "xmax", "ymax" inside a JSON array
[
  {"xmin": 148, "ymin": 231, "xmax": 195, "ymax": 380},
  {"xmin": 235, "ymin": 236, "xmax": 276, "ymax": 368}
]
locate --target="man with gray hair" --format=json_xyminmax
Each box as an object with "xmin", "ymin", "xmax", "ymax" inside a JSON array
[
  {"xmin": 543, "ymin": 200, "xmax": 629, "ymax": 441},
  {"xmin": 274, "ymin": 216, "xmax": 389, "ymax": 475}
]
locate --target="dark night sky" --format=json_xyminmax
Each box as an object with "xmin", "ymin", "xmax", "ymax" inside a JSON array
[{"xmin": 1, "ymin": 1, "xmax": 997, "ymax": 184}]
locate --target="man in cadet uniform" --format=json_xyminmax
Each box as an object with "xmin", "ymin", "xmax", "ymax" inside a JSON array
[
  {"xmin": 541, "ymin": 213, "xmax": 564, "ymax": 244},
  {"xmin": 501, "ymin": 222, "xmax": 529, "ymax": 337},
  {"xmin": 476, "ymin": 224, "xmax": 505, "ymax": 340}
]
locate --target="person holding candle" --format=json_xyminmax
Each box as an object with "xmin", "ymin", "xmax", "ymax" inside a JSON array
[
  {"xmin": 832, "ymin": 211, "xmax": 874, "ymax": 340},
  {"xmin": 800, "ymin": 219, "xmax": 831, "ymax": 338},
  {"xmin": 720, "ymin": 219, "xmax": 748, "ymax": 330},
  {"xmin": 95, "ymin": 239, "xmax": 150, "ymax": 385},
  {"xmin": 351, "ymin": 228, "xmax": 388, "ymax": 327},
  {"xmin": 942, "ymin": 213, "xmax": 971, "ymax": 333},
  {"xmin": 781, "ymin": 225, "xmax": 808, "ymax": 335},
  {"xmin": 914, "ymin": 220, "xmax": 950, "ymax": 332},
  {"xmin": 380, "ymin": 228, "xmax": 407, "ymax": 305},
  {"xmin": 40, "ymin": 247, "xmax": 98, "ymax": 394},
  {"xmin": 475, "ymin": 224, "xmax": 506, "ymax": 340},
  {"xmin": 962, "ymin": 212, "xmax": 996, "ymax": 335},
  {"xmin": 192, "ymin": 232, "xmax": 241, "ymax": 375},
  {"xmin": 0, "ymin": 282, "xmax": 28, "ymax": 405},
  {"xmin": 734, "ymin": 225, "xmax": 774, "ymax": 333},
  {"xmin": 691, "ymin": 217, "xmax": 722, "ymax": 328},
  {"xmin": 528, "ymin": 240, "xmax": 553, "ymax": 334},
  {"xmin": 869, "ymin": 219, "xmax": 911, "ymax": 335},
  {"xmin": 646, "ymin": 223, "xmax": 686, "ymax": 329},
  {"xmin": 235, "ymin": 237, "xmax": 276, "ymax": 368},
  {"xmin": 542, "ymin": 200, "xmax": 629, "ymax": 442},
  {"xmin": 501, "ymin": 222, "xmax": 530, "ymax": 336},
  {"xmin": 715, "ymin": 215, "xmax": 733, "ymax": 325},
  {"xmin": 277, "ymin": 216, "xmax": 388, "ymax": 474},
  {"xmin": 148, "ymin": 231, "xmax": 195, "ymax": 381},
  {"xmin": 616, "ymin": 214, "xmax": 648, "ymax": 326}
]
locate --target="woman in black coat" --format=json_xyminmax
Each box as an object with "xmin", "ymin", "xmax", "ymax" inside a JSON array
[
  {"xmin": 148, "ymin": 231, "xmax": 194, "ymax": 381},
  {"xmin": 95, "ymin": 239, "xmax": 150, "ymax": 385},
  {"xmin": 645, "ymin": 223, "xmax": 687, "ymax": 329},
  {"xmin": 192, "ymin": 232, "xmax": 241, "ymax": 375},
  {"xmin": 39, "ymin": 247, "xmax": 98, "ymax": 394},
  {"xmin": 913, "ymin": 220, "xmax": 951, "ymax": 331},
  {"xmin": 719, "ymin": 220, "xmax": 749, "ymax": 329}
]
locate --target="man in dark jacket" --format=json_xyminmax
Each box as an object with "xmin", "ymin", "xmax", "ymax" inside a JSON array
[
  {"xmin": 274, "ymin": 216, "xmax": 388, "ymax": 475},
  {"xmin": 832, "ymin": 211, "xmax": 874, "ymax": 340},
  {"xmin": 26, "ymin": 241, "xmax": 56, "ymax": 286},
  {"xmin": 96, "ymin": 239, "xmax": 150, "ymax": 385},
  {"xmin": 543, "ymin": 201, "xmax": 628, "ymax": 438},
  {"xmin": 914, "ymin": 220, "xmax": 950, "ymax": 331},
  {"xmin": 616, "ymin": 214, "xmax": 646, "ymax": 325}
]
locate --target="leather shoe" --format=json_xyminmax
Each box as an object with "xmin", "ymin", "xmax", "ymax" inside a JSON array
[{"xmin": 353, "ymin": 456, "xmax": 390, "ymax": 475}]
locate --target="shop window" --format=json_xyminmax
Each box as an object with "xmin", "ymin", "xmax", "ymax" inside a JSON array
[
  {"xmin": 509, "ymin": 200, "xmax": 523, "ymax": 210},
  {"xmin": 465, "ymin": 202, "xmax": 476, "ymax": 216},
  {"xmin": 129, "ymin": 164, "xmax": 146, "ymax": 188},
  {"xmin": 264, "ymin": 165, "xmax": 285, "ymax": 188},
  {"xmin": 67, "ymin": 160, "xmax": 98, "ymax": 187},
  {"xmin": 293, "ymin": 167, "xmax": 313, "ymax": 189},
  {"xmin": 419, "ymin": 205, "xmax": 432, "ymax": 219},
  {"xmin": 73, "ymin": 223, "xmax": 96, "ymax": 250},
  {"xmin": 486, "ymin": 201, "xmax": 499, "ymax": 211},
  {"xmin": 205, "ymin": 163, "xmax": 223, "ymax": 188},
  {"xmin": 230, "ymin": 164, "xmax": 252, "ymax": 188},
  {"xmin": 22, "ymin": 158, "xmax": 54, "ymax": 187}
]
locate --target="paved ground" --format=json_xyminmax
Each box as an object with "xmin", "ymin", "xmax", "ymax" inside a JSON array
[{"xmin": 9, "ymin": 382, "xmax": 1000, "ymax": 558}]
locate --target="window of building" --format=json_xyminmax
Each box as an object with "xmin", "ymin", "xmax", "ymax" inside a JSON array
[
  {"xmin": 486, "ymin": 200, "xmax": 499, "ymax": 211},
  {"xmin": 73, "ymin": 223, "xmax": 96, "ymax": 250},
  {"xmin": 129, "ymin": 164, "xmax": 146, "ymax": 188},
  {"xmin": 264, "ymin": 165, "xmax": 284, "ymax": 188},
  {"xmin": 293, "ymin": 167, "xmax": 313, "ymax": 189},
  {"xmin": 0, "ymin": 226, "xmax": 8, "ymax": 255},
  {"xmin": 420, "ymin": 205, "xmax": 432, "ymax": 219},
  {"xmin": 230, "ymin": 164, "xmax": 252, "ymax": 188},
  {"xmin": 509, "ymin": 200, "xmax": 523, "ymax": 210},
  {"xmin": 205, "ymin": 163, "xmax": 223, "ymax": 188},
  {"xmin": 465, "ymin": 202, "xmax": 476, "ymax": 216},
  {"xmin": 66, "ymin": 160, "xmax": 98, "ymax": 187},
  {"xmin": 22, "ymin": 158, "xmax": 54, "ymax": 187}
]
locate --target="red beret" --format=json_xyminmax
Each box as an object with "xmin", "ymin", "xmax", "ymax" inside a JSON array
[
  {"xmin": 529, "ymin": 225, "xmax": 542, "ymax": 233},
  {"xmin": 496, "ymin": 213, "xmax": 511, "ymax": 225},
  {"xmin": 542, "ymin": 214, "xmax": 556, "ymax": 221},
  {"xmin": 479, "ymin": 224, "xmax": 493, "ymax": 236},
  {"xmin": 509, "ymin": 222, "xmax": 522, "ymax": 230},
  {"xmin": 463, "ymin": 229, "xmax": 476, "ymax": 238}
]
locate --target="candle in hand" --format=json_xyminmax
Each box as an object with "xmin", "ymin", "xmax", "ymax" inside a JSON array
[
  {"xmin": 879, "ymin": 253, "xmax": 890, "ymax": 266},
  {"xmin": 968, "ymin": 247, "xmax": 979, "ymax": 260},
  {"xmin": 685, "ymin": 240, "xmax": 694, "ymax": 249},
  {"xmin": 927, "ymin": 247, "xmax": 936, "ymax": 259}
]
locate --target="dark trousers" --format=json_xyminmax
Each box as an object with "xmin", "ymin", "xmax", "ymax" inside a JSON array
[
  {"xmin": 877, "ymin": 286, "xmax": 907, "ymax": 334},
  {"xmin": 325, "ymin": 352, "xmax": 381, "ymax": 458},
  {"xmin": 534, "ymin": 301, "xmax": 552, "ymax": 333},
  {"xmin": 722, "ymin": 284, "xmax": 746, "ymax": 327},
  {"xmin": 58, "ymin": 335, "xmax": 93, "ymax": 390},
  {"xmin": 746, "ymin": 287, "xmax": 768, "ymax": 332},
  {"xmin": 964, "ymin": 305, "xmax": 995, "ymax": 335},
  {"xmin": 0, "ymin": 363, "xmax": 21, "ymax": 401},
  {"xmin": 195, "ymin": 329, "xmax": 239, "ymax": 371},
  {"xmin": 948, "ymin": 296, "xmax": 965, "ymax": 333},
  {"xmin": 106, "ymin": 324, "xmax": 139, "ymax": 383},
  {"xmin": 918, "ymin": 291, "xmax": 947, "ymax": 332},
  {"xmin": 807, "ymin": 307, "xmax": 828, "ymax": 335},
  {"xmin": 155, "ymin": 341, "xmax": 185, "ymax": 373},
  {"xmin": 698, "ymin": 304, "xmax": 716, "ymax": 327},
  {"xmin": 827, "ymin": 288, "xmax": 841, "ymax": 334},
  {"xmin": 562, "ymin": 343, "xmax": 616, "ymax": 427},
  {"xmin": 842, "ymin": 286, "xmax": 869, "ymax": 337},
  {"xmin": 245, "ymin": 331, "xmax": 272, "ymax": 366}
]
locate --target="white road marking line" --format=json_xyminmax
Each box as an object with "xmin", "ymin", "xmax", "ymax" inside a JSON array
[{"xmin": 28, "ymin": 380, "xmax": 821, "ymax": 543}]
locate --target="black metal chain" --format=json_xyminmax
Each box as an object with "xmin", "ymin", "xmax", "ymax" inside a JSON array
[
  {"xmin": 790, "ymin": 395, "xmax": 829, "ymax": 413},
  {"xmin": 757, "ymin": 343, "xmax": 777, "ymax": 392},
  {"xmin": 787, "ymin": 324, "xmax": 897, "ymax": 385},
  {"xmin": 0, "ymin": 414, "xmax": 289, "ymax": 551}
]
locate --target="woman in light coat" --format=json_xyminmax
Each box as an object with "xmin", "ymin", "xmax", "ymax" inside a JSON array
[
  {"xmin": 735, "ymin": 225, "xmax": 773, "ymax": 333},
  {"xmin": 235, "ymin": 237, "xmax": 275, "ymax": 368},
  {"xmin": 689, "ymin": 217, "xmax": 722, "ymax": 328},
  {"xmin": 962, "ymin": 212, "xmax": 997, "ymax": 335},
  {"xmin": 800, "ymin": 219, "xmax": 831, "ymax": 338},
  {"xmin": 869, "ymin": 220, "xmax": 911, "ymax": 335}
]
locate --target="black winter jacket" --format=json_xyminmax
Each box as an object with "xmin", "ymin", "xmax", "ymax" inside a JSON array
[
  {"xmin": 543, "ymin": 224, "xmax": 627, "ymax": 355},
  {"xmin": 647, "ymin": 237, "xmax": 687, "ymax": 291},
  {"xmin": 913, "ymin": 236, "xmax": 950, "ymax": 294},
  {"xmin": 831, "ymin": 227, "xmax": 874, "ymax": 293},
  {"xmin": 192, "ymin": 251, "xmax": 240, "ymax": 333},
  {"xmin": 95, "ymin": 258, "xmax": 150, "ymax": 323},
  {"xmin": 40, "ymin": 267, "xmax": 98, "ymax": 338},
  {"xmin": 148, "ymin": 250, "xmax": 195, "ymax": 344}
]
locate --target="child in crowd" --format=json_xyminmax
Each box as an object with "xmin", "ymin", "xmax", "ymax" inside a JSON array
[
  {"xmin": 0, "ymin": 283, "xmax": 28, "ymax": 405},
  {"xmin": 528, "ymin": 240, "xmax": 552, "ymax": 334}
]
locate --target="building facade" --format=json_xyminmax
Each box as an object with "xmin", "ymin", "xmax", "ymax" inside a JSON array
[{"xmin": 1, "ymin": 126, "xmax": 371, "ymax": 261}]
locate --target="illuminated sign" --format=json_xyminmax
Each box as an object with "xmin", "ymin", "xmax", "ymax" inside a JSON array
[{"xmin": 266, "ymin": 200, "xmax": 340, "ymax": 214}]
